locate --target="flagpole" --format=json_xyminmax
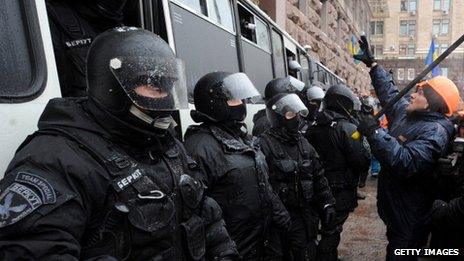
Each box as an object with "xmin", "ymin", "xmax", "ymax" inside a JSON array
[
  {"xmin": 351, "ymin": 33, "xmax": 464, "ymax": 140},
  {"xmin": 374, "ymin": 33, "xmax": 464, "ymax": 120}
]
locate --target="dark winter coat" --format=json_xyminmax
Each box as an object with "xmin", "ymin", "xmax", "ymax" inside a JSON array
[
  {"xmin": 368, "ymin": 65, "xmax": 454, "ymax": 246},
  {"xmin": 307, "ymin": 109, "xmax": 370, "ymax": 212},
  {"xmin": 0, "ymin": 98, "xmax": 237, "ymax": 260},
  {"xmin": 184, "ymin": 124, "xmax": 291, "ymax": 259}
]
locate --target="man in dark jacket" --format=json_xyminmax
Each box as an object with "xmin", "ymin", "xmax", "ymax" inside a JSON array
[
  {"xmin": 46, "ymin": 0, "xmax": 130, "ymax": 97},
  {"xmin": 258, "ymin": 78, "xmax": 335, "ymax": 261},
  {"xmin": 307, "ymin": 84, "xmax": 370, "ymax": 261},
  {"xmin": 0, "ymin": 28, "xmax": 238, "ymax": 260},
  {"xmin": 355, "ymin": 36, "xmax": 459, "ymax": 260},
  {"xmin": 184, "ymin": 72, "xmax": 291, "ymax": 260},
  {"xmin": 432, "ymin": 196, "xmax": 464, "ymax": 256}
]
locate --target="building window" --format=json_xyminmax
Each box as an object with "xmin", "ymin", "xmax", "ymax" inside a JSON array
[
  {"xmin": 372, "ymin": 45, "xmax": 383, "ymax": 56},
  {"xmin": 407, "ymin": 68, "xmax": 415, "ymax": 80},
  {"xmin": 433, "ymin": 19, "xmax": 450, "ymax": 35},
  {"xmin": 400, "ymin": 20, "xmax": 416, "ymax": 37},
  {"xmin": 434, "ymin": 0, "xmax": 450, "ymax": 11},
  {"xmin": 401, "ymin": 0, "xmax": 417, "ymax": 12},
  {"xmin": 371, "ymin": 1, "xmax": 387, "ymax": 13},
  {"xmin": 407, "ymin": 44, "xmax": 415, "ymax": 55},
  {"xmin": 399, "ymin": 44, "xmax": 414, "ymax": 56},
  {"xmin": 399, "ymin": 44, "xmax": 407, "ymax": 55},
  {"xmin": 370, "ymin": 21, "xmax": 384, "ymax": 35},
  {"xmin": 398, "ymin": 68, "xmax": 405, "ymax": 81},
  {"xmin": 442, "ymin": 67, "xmax": 448, "ymax": 77}
]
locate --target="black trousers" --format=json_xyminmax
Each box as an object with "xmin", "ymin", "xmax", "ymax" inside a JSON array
[{"xmin": 316, "ymin": 210, "xmax": 350, "ymax": 261}]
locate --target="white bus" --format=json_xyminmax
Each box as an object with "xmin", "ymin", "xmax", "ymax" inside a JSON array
[{"xmin": 0, "ymin": 0, "xmax": 344, "ymax": 176}]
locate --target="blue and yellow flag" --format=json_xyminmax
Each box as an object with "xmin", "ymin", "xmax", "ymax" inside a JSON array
[
  {"xmin": 425, "ymin": 39, "xmax": 441, "ymax": 77},
  {"xmin": 348, "ymin": 35, "xmax": 361, "ymax": 64}
]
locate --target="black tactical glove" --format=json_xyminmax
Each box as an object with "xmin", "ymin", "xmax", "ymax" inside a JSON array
[
  {"xmin": 432, "ymin": 199, "xmax": 448, "ymax": 225},
  {"xmin": 357, "ymin": 113, "xmax": 380, "ymax": 137},
  {"xmin": 322, "ymin": 205, "xmax": 336, "ymax": 228},
  {"xmin": 353, "ymin": 35, "xmax": 376, "ymax": 67}
]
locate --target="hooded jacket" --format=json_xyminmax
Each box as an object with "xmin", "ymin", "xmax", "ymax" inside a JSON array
[
  {"xmin": 0, "ymin": 98, "xmax": 237, "ymax": 260},
  {"xmin": 307, "ymin": 109, "xmax": 370, "ymax": 211},
  {"xmin": 368, "ymin": 65, "xmax": 454, "ymax": 247},
  {"xmin": 184, "ymin": 123, "xmax": 291, "ymax": 259}
]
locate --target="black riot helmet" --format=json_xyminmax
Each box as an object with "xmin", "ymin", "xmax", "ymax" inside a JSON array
[
  {"xmin": 266, "ymin": 92, "xmax": 308, "ymax": 132},
  {"xmin": 87, "ymin": 27, "xmax": 188, "ymax": 119},
  {"xmin": 324, "ymin": 83, "xmax": 357, "ymax": 112},
  {"xmin": 191, "ymin": 71, "xmax": 260, "ymax": 123},
  {"xmin": 264, "ymin": 76, "xmax": 305, "ymax": 100}
]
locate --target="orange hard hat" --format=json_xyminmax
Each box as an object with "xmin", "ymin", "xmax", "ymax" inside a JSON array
[{"xmin": 419, "ymin": 76, "xmax": 460, "ymax": 116}]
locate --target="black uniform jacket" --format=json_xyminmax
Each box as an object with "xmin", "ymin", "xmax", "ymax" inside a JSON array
[{"xmin": 0, "ymin": 98, "xmax": 237, "ymax": 260}]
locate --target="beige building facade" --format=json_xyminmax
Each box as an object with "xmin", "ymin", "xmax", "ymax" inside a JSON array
[
  {"xmin": 369, "ymin": 0, "xmax": 464, "ymax": 91},
  {"xmin": 254, "ymin": 0, "xmax": 374, "ymax": 94}
]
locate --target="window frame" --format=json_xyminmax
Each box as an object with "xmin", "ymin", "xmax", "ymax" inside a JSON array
[
  {"xmin": 401, "ymin": 0, "xmax": 417, "ymax": 12},
  {"xmin": 397, "ymin": 68, "xmax": 405, "ymax": 81},
  {"xmin": 237, "ymin": 3, "xmax": 271, "ymax": 53},
  {"xmin": 171, "ymin": 0, "xmax": 236, "ymax": 35},
  {"xmin": 407, "ymin": 68, "xmax": 415, "ymax": 80},
  {"xmin": 370, "ymin": 21, "xmax": 384, "ymax": 35},
  {"xmin": 399, "ymin": 20, "xmax": 416, "ymax": 37},
  {"xmin": 0, "ymin": 0, "xmax": 47, "ymax": 103},
  {"xmin": 432, "ymin": 19, "xmax": 450, "ymax": 36}
]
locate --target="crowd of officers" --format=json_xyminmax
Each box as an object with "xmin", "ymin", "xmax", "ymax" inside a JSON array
[{"xmin": 0, "ymin": 1, "xmax": 464, "ymax": 260}]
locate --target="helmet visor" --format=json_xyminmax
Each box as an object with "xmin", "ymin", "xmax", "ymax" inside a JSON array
[
  {"xmin": 287, "ymin": 76, "xmax": 305, "ymax": 92},
  {"xmin": 270, "ymin": 93, "xmax": 309, "ymax": 117},
  {"xmin": 109, "ymin": 56, "xmax": 188, "ymax": 111},
  {"xmin": 221, "ymin": 73, "xmax": 260, "ymax": 100}
]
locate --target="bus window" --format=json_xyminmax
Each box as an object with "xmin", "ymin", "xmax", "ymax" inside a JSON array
[
  {"xmin": 271, "ymin": 30, "xmax": 286, "ymax": 78},
  {"xmin": 206, "ymin": 0, "xmax": 234, "ymax": 32},
  {"xmin": 0, "ymin": 0, "xmax": 46, "ymax": 103},
  {"xmin": 177, "ymin": 0, "xmax": 207, "ymax": 15},
  {"xmin": 317, "ymin": 65, "xmax": 328, "ymax": 84},
  {"xmin": 238, "ymin": 4, "xmax": 270, "ymax": 52},
  {"xmin": 299, "ymin": 55, "xmax": 310, "ymax": 84},
  {"xmin": 255, "ymin": 17, "xmax": 270, "ymax": 52}
]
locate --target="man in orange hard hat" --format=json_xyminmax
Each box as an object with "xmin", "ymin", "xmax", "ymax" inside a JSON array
[{"xmin": 354, "ymin": 36, "xmax": 460, "ymax": 260}]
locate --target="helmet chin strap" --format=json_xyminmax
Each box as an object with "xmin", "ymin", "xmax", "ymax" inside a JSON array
[{"xmin": 129, "ymin": 105, "xmax": 177, "ymax": 130}]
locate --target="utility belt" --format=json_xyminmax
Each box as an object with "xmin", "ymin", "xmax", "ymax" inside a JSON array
[
  {"xmin": 33, "ymin": 127, "xmax": 206, "ymax": 260},
  {"xmin": 324, "ymin": 169, "xmax": 357, "ymax": 191}
]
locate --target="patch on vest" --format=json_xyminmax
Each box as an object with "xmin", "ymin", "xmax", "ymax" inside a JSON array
[
  {"xmin": 65, "ymin": 38, "xmax": 92, "ymax": 48},
  {"xmin": 0, "ymin": 183, "xmax": 43, "ymax": 227},
  {"xmin": 113, "ymin": 169, "xmax": 143, "ymax": 192},
  {"xmin": 15, "ymin": 172, "xmax": 56, "ymax": 204}
]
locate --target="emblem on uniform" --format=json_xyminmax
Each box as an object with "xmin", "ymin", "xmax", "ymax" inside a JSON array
[
  {"xmin": 0, "ymin": 183, "xmax": 42, "ymax": 228},
  {"xmin": 0, "ymin": 172, "xmax": 57, "ymax": 228}
]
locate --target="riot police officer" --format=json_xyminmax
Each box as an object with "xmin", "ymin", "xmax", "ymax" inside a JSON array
[
  {"xmin": 257, "ymin": 79, "xmax": 335, "ymax": 261},
  {"xmin": 0, "ymin": 27, "xmax": 238, "ymax": 260},
  {"xmin": 252, "ymin": 77, "xmax": 305, "ymax": 136},
  {"xmin": 184, "ymin": 72, "xmax": 291, "ymax": 260},
  {"xmin": 301, "ymin": 85, "xmax": 325, "ymax": 136},
  {"xmin": 307, "ymin": 83, "xmax": 370, "ymax": 261}
]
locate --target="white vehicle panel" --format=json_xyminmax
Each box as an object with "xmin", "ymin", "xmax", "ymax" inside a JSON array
[{"xmin": 0, "ymin": 0, "xmax": 61, "ymax": 177}]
